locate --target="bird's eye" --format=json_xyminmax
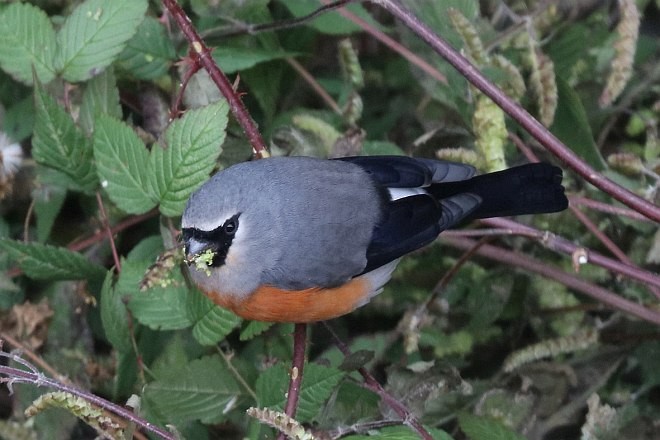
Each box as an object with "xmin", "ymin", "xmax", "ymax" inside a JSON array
[{"xmin": 223, "ymin": 219, "xmax": 238, "ymax": 235}]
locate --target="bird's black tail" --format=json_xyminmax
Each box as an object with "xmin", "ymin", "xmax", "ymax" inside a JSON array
[{"xmin": 428, "ymin": 163, "xmax": 568, "ymax": 220}]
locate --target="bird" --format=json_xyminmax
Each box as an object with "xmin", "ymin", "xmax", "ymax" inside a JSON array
[{"xmin": 181, "ymin": 155, "xmax": 568, "ymax": 323}]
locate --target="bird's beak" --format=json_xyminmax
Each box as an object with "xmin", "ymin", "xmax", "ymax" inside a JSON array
[{"xmin": 184, "ymin": 238, "xmax": 208, "ymax": 260}]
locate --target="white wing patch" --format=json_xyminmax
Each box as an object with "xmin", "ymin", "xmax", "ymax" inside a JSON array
[{"xmin": 387, "ymin": 187, "xmax": 426, "ymax": 201}]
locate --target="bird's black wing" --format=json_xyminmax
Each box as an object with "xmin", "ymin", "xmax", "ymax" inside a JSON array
[{"xmin": 337, "ymin": 156, "xmax": 482, "ymax": 273}]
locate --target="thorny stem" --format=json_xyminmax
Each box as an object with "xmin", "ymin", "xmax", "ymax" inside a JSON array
[
  {"xmin": 373, "ymin": 0, "xmax": 660, "ymax": 223},
  {"xmin": 277, "ymin": 323, "xmax": 307, "ymax": 440},
  {"xmin": 0, "ymin": 350, "xmax": 175, "ymax": 440},
  {"xmin": 161, "ymin": 0, "xmax": 269, "ymax": 158},
  {"xmin": 441, "ymin": 235, "xmax": 660, "ymax": 326},
  {"xmin": 322, "ymin": 323, "xmax": 434, "ymax": 440}
]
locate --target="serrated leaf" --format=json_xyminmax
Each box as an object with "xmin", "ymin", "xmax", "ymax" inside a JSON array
[
  {"xmin": 0, "ymin": 239, "xmax": 105, "ymax": 281},
  {"xmin": 187, "ymin": 289, "xmax": 241, "ymax": 346},
  {"xmin": 100, "ymin": 270, "xmax": 132, "ymax": 353},
  {"xmin": 120, "ymin": 260, "xmax": 191, "ymax": 330},
  {"xmin": 257, "ymin": 363, "xmax": 345, "ymax": 422},
  {"xmin": 93, "ymin": 115, "xmax": 156, "ymax": 214},
  {"xmin": 0, "ymin": 2, "xmax": 56, "ymax": 84},
  {"xmin": 551, "ymin": 76, "xmax": 607, "ymax": 171},
  {"xmin": 458, "ymin": 413, "xmax": 527, "ymax": 440},
  {"xmin": 116, "ymin": 16, "xmax": 176, "ymax": 80},
  {"xmin": 144, "ymin": 355, "xmax": 243, "ymax": 424},
  {"xmin": 32, "ymin": 83, "xmax": 97, "ymax": 193},
  {"xmin": 240, "ymin": 320, "xmax": 274, "ymax": 341},
  {"xmin": 79, "ymin": 68, "xmax": 121, "ymax": 135},
  {"xmin": 149, "ymin": 100, "xmax": 229, "ymax": 216},
  {"xmin": 56, "ymin": 0, "xmax": 148, "ymax": 82}
]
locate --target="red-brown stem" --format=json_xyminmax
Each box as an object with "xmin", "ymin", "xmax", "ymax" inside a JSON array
[
  {"xmin": 322, "ymin": 322, "xmax": 434, "ymax": 440},
  {"xmin": 569, "ymin": 196, "xmax": 652, "ymax": 223},
  {"xmin": 277, "ymin": 323, "xmax": 307, "ymax": 440},
  {"xmin": 7, "ymin": 210, "xmax": 158, "ymax": 279},
  {"xmin": 509, "ymin": 132, "xmax": 660, "ymax": 299},
  {"xmin": 96, "ymin": 192, "xmax": 121, "ymax": 272},
  {"xmin": 374, "ymin": 0, "xmax": 660, "ymax": 222},
  {"xmin": 286, "ymin": 58, "xmax": 342, "ymax": 115},
  {"xmin": 161, "ymin": 0, "xmax": 268, "ymax": 158},
  {"xmin": 480, "ymin": 217, "xmax": 660, "ymax": 290},
  {"xmin": 0, "ymin": 359, "xmax": 175, "ymax": 440},
  {"xmin": 441, "ymin": 235, "xmax": 660, "ymax": 326}
]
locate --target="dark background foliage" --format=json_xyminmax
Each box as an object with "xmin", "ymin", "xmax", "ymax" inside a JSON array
[{"xmin": 0, "ymin": 0, "xmax": 657, "ymax": 439}]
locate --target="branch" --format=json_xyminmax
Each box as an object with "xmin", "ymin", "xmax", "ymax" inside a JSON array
[
  {"xmin": 161, "ymin": 0, "xmax": 268, "ymax": 158},
  {"xmin": 322, "ymin": 323, "xmax": 434, "ymax": 440},
  {"xmin": 373, "ymin": 0, "xmax": 660, "ymax": 222},
  {"xmin": 0, "ymin": 349, "xmax": 175, "ymax": 440},
  {"xmin": 440, "ymin": 236, "xmax": 660, "ymax": 326},
  {"xmin": 479, "ymin": 217, "xmax": 660, "ymax": 290},
  {"xmin": 277, "ymin": 323, "xmax": 308, "ymax": 440}
]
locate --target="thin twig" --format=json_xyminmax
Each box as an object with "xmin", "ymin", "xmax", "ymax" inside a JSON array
[
  {"xmin": 202, "ymin": 0, "xmax": 356, "ymax": 39},
  {"xmin": 480, "ymin": 217, "xmax": 660, "ymax": 290},
  {"xmin": 569, "ymin": 196, "xmax": 652, "ymax": 223},
  {"xmin": 509, "ymin": 132, "xmax": 660, "ymax": 300},
  {"xmin": 277, "ymin": 323, "xmax": 308, "ymax": 440},
  {"xmin": 0, "ymin": 351, "xmax": 175, "ymax": 440},
  {"xmin": 286, "ymin": 58, "xmax": 342, "ymax": 115},
  {"xmin": 323, "ymin": 0, "xmax": 448, "ymax": 85},
  {"xmin": 440, "ymin": 235, "xmax": 660, "ymax": 326},
  {"xmin": 373, "ymin": 0, "xmax": 660, "ymax": 222},
  {"xmin": 322, "ymin": 323, "xmax": 434, "ymax": 440},
  {"xmin": 161, "ymin": 0, "xmax": 269, "ymax": 158},
  {"xmin": 96, "ymin": 192, "xmax": 121, "ymax": 272}
]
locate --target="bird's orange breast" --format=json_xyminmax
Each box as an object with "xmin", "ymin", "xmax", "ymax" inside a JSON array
[{"xmin": 202, "ymin": 276, "xmax": 371, "ymax": 323}]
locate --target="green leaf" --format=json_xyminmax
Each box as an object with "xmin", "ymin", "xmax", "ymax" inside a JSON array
[
  {"xmin": 32, "ymin": 183, "xmax": 66, "ymax": 242},
  {"xmin": 212, "ymin": 47, "xmax": 297, "ymax": 74},
  {"xmin": 0, "ymin": 2, "xmax": 56, "ymax": 84},
  {"xmin": 187, "ymin": 289, "xmax": 242, "ymax": 346},
  {"xmin": 344, "ymin": 425, "xmax": 454, "ymax": 440},
  {"xmin": 149, "ymin": 100, "xmax": 229, "ymax": 216},
  {"xmin": 144, "ymin": 355, "xmax": 244, "ymax": 424},
  {"xmin": 100, "ymin": 270, "xmax": 132, "ymax": 353},
  {"xmin": 362, "ymin": 140, "xmax": 406, "ymax": 156},
  {"xmin": 32, "ymin": 82, "xmax": 97, "ymax": 193},
  {"xmin": 0, "ymin": 239, "xmax": 105, "ymax": 281},
  {"xmin": 281, "ymin": 1, "xmax": 383, "ymax": 35},
  {"xmin": 257, "ymin": 363, "xmax": 345, "ymax": 422},
  {"xmin": 120, "ymin": 260, "xmax": 192, "ymax": 330},
  {"xmin": 240, "ymin": 321, "xmax": 274, "ymax": 341},
  {"xmin": 79, "ymin": 68, "xmax": 121, "ymax": 135},
  {"xmin": 551, "ymin": 76, "xmax": 607, "ymax": 171},
  {"xmin": 242, "ymin": 61, "xmax": 283, "ymax": 123},
  {"xmin": 116, "ymin": 16, "xmax": 176, "ymax": 80},
  {"xmin": 4, "ymin": 95, "xmax": 35, "ymax": 142},
  {"xmin": 93, "ymin": 115, "xmax": 156, "ymax": 214},
  {"xmin": 458, "ymin": 413, "xmax": 528, "ymax": 440},
  {"xmin": 56, "ymin": 0, "xmax": 148, "ymax": 82}
]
